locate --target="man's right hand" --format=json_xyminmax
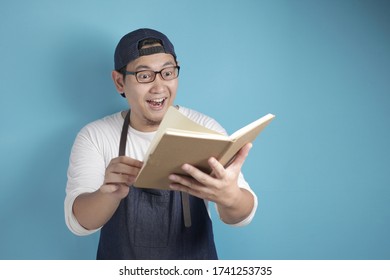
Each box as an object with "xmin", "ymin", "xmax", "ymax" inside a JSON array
[
  {"xmin": 100, "ymin": 156, "xmax": 144, "ymax": 199},
  {"xmin": 73, "ymin": 156, "xmax": 143, "ymax": 230}
]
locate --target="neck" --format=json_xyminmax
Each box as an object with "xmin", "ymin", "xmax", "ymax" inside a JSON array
[{"xmin": 121, "ymin": 110, "xmax": 160, "ymax": 132}]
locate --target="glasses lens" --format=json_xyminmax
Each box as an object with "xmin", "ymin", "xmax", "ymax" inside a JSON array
[
  {"xmin": 161, "ymin": 67, "xmax": 179, "ymax": 81},
  {"xmin": 136, "ymin": 71, "xmax": 155, "ymax": 83}
]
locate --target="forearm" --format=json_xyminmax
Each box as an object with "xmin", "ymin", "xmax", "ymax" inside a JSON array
[
  {"xmin": 217, "ymin": 188, "xmax": 254, "ymax": 225},
  {"xmin": 72, "ymin": 188, "xmax": 122, "ymax": 230},
  {"xmin": 72, "ymin": 156, "xmax": 143, "ymax": 230}
]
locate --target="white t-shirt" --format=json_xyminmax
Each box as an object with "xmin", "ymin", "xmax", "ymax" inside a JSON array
[{"xmin": 65, "ymin": 106, "xmax": 258, "ymax": 236}]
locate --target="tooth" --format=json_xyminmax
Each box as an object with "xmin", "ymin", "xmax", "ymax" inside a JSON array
[{"xmin": 149, "ymin": 98, "xmax": 165, "ymax": 102}]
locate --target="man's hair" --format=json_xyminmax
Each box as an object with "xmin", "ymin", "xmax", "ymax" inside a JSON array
[{"xmin": 138, "ymin": 38, "xmax": 163, "ymax": 49}]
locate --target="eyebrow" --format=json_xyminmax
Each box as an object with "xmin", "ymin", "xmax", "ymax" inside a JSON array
[{"xmin": 135, "ymin": 61, "xmax": 175, "ymax": 71}]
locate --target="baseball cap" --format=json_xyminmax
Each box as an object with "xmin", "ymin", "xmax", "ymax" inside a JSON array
[{"xmin": 114, "ymin": 28, "xmax": 176, "ymax": 70}]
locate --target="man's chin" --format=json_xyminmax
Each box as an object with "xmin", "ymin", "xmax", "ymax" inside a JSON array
[
  {"xmin": 143, "ymin": 101, "xmax": 172, "ymax": 128},
  {"xmin": 145, "ymin": 117, "xmax": 162, "ymax": 128},
  {"xmin": 143, "ymin": 111, "xmax": 165, "ymax": 128}
]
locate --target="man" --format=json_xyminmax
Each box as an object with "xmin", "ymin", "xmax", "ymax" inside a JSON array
[{"xmin": 65, "ymin": 28, "xmax": 257, "ymax": 259}]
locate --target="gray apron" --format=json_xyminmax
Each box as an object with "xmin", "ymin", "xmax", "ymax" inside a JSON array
[{"xmin": 96, "ymin": 110, "xmax": 218, "ymax": 259}]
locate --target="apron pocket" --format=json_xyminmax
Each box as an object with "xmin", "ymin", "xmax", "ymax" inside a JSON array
[{"xmin": 134, "ymin": 190, "xmax": 170, "ymax": 248}]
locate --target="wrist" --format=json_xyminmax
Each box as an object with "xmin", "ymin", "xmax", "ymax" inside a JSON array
[
  {"xmin": 220, "ymin": 185, "xmax": 242, "ymax": 210},
  {"xmin": 99, "ymin": 184, "xmax": 129, "ymax": 201},
  {"xmin": 217, "ymin": 187, "xmax": 254, "ymax": 225}
]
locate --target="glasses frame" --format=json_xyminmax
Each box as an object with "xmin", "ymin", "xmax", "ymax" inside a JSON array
[{"xmin": 124, "ymin": 66, "xmax": 180, "ymax": 84}]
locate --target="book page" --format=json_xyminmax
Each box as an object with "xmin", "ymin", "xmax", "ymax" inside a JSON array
[
  {"xmin": 230, "ymin": 113, "xmax": 275, "ymax": 140},
  {"xmin": 159, "ymin": 106, "xmax": 223, "ymax": 134},
  {"xmin": 219, "ymin": 113, "xmax": 275, "ymax": 166},
  {"xmin": 145, "ymin": 106, "xmax": 223, "ymax": 158},
  {"xmin": 165, "ymin": 128, "xmax": 229, "ymax": 141}
]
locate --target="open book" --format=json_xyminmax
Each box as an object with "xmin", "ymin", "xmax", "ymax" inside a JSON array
[{"xmin": 134, "ymin": 106, "xmax": 275, "ymax": 189}]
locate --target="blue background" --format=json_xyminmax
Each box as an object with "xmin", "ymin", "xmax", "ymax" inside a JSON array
[{"xmin": 0, "ymin": 0, "xmax": 389, "ymax": 260}]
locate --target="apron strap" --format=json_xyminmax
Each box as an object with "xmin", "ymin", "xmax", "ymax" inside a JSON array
[
  {"xmin": 119, "ymin": 110, "xmax": 131, "ymax": 157},
  {"xmin": 118, "ymin": 109, "xmax": 192, "ymax": 227},
  {"xmin": 181, "ymin": 192, "xmax": 191, "ymax": 227}
]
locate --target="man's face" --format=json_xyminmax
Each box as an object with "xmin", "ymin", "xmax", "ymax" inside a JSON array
[{"xmin": 120, "ymin": 52, "xmax": 178, "ymax": 132}]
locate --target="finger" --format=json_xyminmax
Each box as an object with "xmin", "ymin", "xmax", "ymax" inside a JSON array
[
  {"xmin": 168, "ymin": 173, "xmax": 207, "ymax": 193},
  {"xmin": 106, "ymin": 162, "xmax": 141, "ymax": 176},
  {"xmin": 169, "ymin": 179, "xmax": 206, "ymax": 199},
  {"xmin": 100, "ymin": 183, "xmax": 129, "ymax": 194},
  {"xmin": 208, "ymin": 157, "xmax": 226, "ymax": 179},
  {"xmin": 229, "ymin": 143, "xmax": 252, "ymax": 170},
  {"xmin": 111, "ymin": 156, "xmax": 144, "ymax": 168},
  {"xmin": 100, "ymin": 184, "xmax": 120, "ymax": 193},
  {"xmin": 168, "ymin": 174, "xmax": 196, "ymax": 189},
  {"xmin": 104, "ymin": 172, "xmax": 136, "ymax": 185},
  {"xmin": 181, "ymin": 163, "xmax": 216, "ymax": 187},
  {"xmin": 169, "ymin": 182, "xmax": 190, "ymax": 193}
]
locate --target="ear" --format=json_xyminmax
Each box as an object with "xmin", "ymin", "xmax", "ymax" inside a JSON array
[{"xmin": 112, "ymin": 70, "xmax": 125, "ymax": 96}]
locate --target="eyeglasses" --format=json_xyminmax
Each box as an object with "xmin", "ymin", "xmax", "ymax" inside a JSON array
[{"xmin": 124, "ymin": 66, "xmax": 180, "ymax": 83}]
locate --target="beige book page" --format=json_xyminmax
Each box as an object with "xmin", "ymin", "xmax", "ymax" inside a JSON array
[{"xmin": 145, "ymin": 106, "xmax": 223, "ymax": 157}]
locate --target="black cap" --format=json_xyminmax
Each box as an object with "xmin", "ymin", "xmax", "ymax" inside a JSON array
[{"xmin": 114, "ymin": 28, "xmax": 176, "ymax": 70}]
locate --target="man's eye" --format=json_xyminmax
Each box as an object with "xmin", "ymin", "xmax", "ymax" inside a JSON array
[
  {"xmin": 137, "ymin": 72, "xmax": 152, "ymax": 80},
  {"xmin": 163, "ymin": 70, "xmax": 173, "ymax": 77}
]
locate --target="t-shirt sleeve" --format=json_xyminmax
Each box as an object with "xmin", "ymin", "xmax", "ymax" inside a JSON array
[{"xmin": 64, "ymin": 126, "xmax": 105, "ymax": 236}]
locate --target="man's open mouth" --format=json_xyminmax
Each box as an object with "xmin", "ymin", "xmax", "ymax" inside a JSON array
[{"xmin": 146, "ymin": 97, "xmax": 167, "ymax": 108}]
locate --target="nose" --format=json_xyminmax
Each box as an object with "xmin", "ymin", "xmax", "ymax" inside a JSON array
[{"xmin": 149, "ymin": 73, "xmax": 166, "ymax": 94}]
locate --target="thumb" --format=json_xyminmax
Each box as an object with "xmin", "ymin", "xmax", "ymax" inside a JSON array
[
  {"xmin": 230, "ymin": 143, "xmax": 252, "ymax": 170},
  {"xmin": 100, "ymin": 184, "xmax": 120, "ymax": 194}
]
